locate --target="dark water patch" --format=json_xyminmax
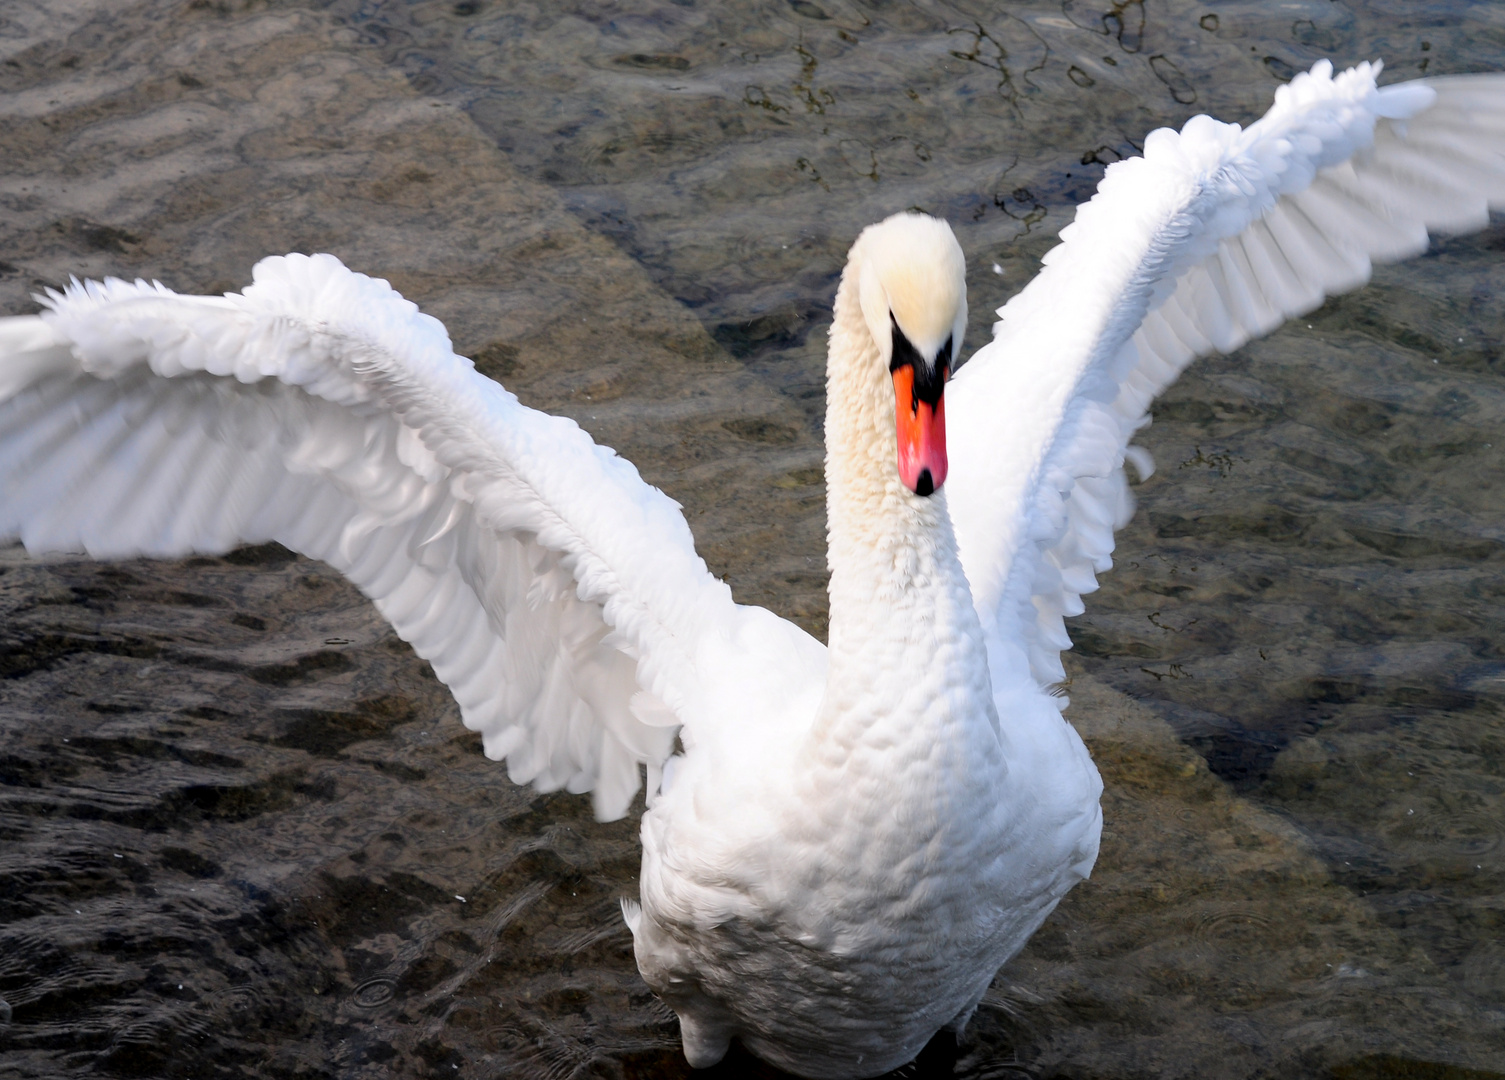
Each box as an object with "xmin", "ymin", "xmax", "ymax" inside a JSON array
[
  {"xmin": 713, "ymin": 304, "xmax": 824, "ymax": 359},
  {"xmin": 1154, "ymin": 398, "xmax": 1216, "ymax": 424},
  {"xmin": 102, "ymin": 1036, "xmax": 177, "ymax": 1078},
  {"xmin": 51, "ymin": 217, "xmax": 143, "ymax": 256},
  {"xmin": 303, "ymin": 870, "xmax": 454, "ymax": 947},
  {"xmin": 1388, "ymin": 437, "xmax": 1493, "ymax": 464},
  {"xmin": 1264, "ymin": 55, "xmax": 1297, "ymax": 81},
  {"xmin": 160, "ymin": 846, "xmax": 222, "ymax": 879},
  {"xmin": 83, "ymin": 701, "xmax": 144, "ymax": 715},
  {"xmin": 67, "ymin": 736, "xmax": 245, "ymax": 771},
  {"xmin": 414, "ymin": 1037, "xmax": 465, "ymax": 1071},
  {"xmin": 1151, "ymin": 506, "xmax": 1311, "ymax": 543},
  {"xmin": 0, "ymin": 751, "xmax": 79, "ymax": 787},
  {"xmin": 722, "ymin": 417, "xmax": 800, "ymax": 445},
  {"xmin": 1345, "ymin": 526, "xmax": 1501, "ymax": 562},
  {"xmin": 179, "ymin": 704, "xmax": 236, "ymax": 721},
  {"xmin": 0, "ymin": 945, "xmax": 141, "ymax": 1031},
  {"xmin": 776, "ymin": 466, "xmax": 823, "ymax": 489},
  {"xmin": 40, "ymin": 852, "xmax": 151, "ymax": 896},
  {"xmin": 1304, "ymin": 677, "xmax": 1369, "ymax": 706},
  {"xmin": 222, "ymin": 542, "xmax": 296, "ymax": 567},
  {"xmin": 1385, "ymin": 682, "xmax": 1485, "ymax": 713},
  {"xmin": 1309, "ymin": 287, "xmax": 1504, "ymax": 374},
  {"xmin": 470, "ymin": 339, "xmax": 520, "ymax": 380},
  {"xmin": 612, "ymin": 53, "xmax": 692, "ymax": 71},
  {"xmin": 1071, "ymin": 627, "xmax": 1162, "ymax": 660},
  {"xmin": 1158, "ymin": 702, "xmax": 1288, "ymax": 789},
  {"xmin": 369, "ymin": 758, "xmax": 427, "ymax": 782},
  {"xmin": 0, "ymin": 631, "xmax": 162, "ymax": 680},
  {"xmin": 132, "ymin": 771, "xmax": 315, "ymax": 828},
  {"xmin": 270, "ymin": 696, "xmax": 417, "ymax": 757},
  {"xmin": 164, "ymin": 590, "xmax": 225, "ymax": 609},
  {"xmin": 191, "ymin": 647, "xmax": 355, "ymax": 687},
  {"xmin": 396, "ymin": 951, "xmax": 458, "ymax": 995},
  {"xmin": 1332, "ymin": 1056, "xmax": 1505, "ymax": 1080},
  {"xmin": 464, "ymin": 848, "xmax": 578, "ymax": 921},
  {"xmin": 1291, "ymin": 19, "xmax": 1339, "ymax": 52},
  {"xmin": 1274, "ymin": 446, "xmax": 1389, "ymax": 500},
  {"xmin": 0, "ymin": 882, "xmax": 47, "ymax": 922},
  {"xmin": 1329, "ymin": 398, "xmax": 1396, "ymax": 437}
]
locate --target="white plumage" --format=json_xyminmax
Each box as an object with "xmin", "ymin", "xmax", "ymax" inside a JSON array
[{"xmin": 1, "ymin": 59, "xmax": 1502, "ymax": 1079}]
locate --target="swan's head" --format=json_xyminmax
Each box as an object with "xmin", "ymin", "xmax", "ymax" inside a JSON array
[{"xmin": 852, "ymin": 213, "xmax": 966, "ymax": 497}]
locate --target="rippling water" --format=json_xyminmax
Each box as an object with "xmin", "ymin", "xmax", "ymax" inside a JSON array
[{"xmin": 2, "ymin": 1, "xmax": 1503, "ymax": 1077}]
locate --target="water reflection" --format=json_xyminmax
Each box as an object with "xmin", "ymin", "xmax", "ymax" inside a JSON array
[{"xmin": 1, "ymin": 0, "xmax": 1503, "ymax": 1076}]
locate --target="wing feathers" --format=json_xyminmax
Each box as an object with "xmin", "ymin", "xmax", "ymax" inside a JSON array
[
  {"xmin": 949, "ymin": 61, "xmax": 1505, "ymax": 697},
  {"xmin": 0, "ymin": 255, "xmax": 752, "ymax": 820}
]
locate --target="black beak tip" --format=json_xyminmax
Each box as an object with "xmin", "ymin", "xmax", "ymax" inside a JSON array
[{"xmin": 914, "ymin": 470, "xmax": 935, "ymax": 497}]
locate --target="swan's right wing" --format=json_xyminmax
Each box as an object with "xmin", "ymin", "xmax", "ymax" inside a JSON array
[
  {"xmin": 0, "ymin": 255, "xmax": 824, "ymax": 820},
  {"xmin": 947, "ymin": 62, "xmax": 1505, "ymax": 697}
]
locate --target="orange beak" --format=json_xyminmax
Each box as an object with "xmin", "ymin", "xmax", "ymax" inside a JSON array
[{"xmin": 892, "ymin": 364, "xmax": 948, "ymax": 497}]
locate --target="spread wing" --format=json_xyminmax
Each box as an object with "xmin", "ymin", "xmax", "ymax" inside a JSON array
[
  {"xmin": 0, "ymin": 254, "xmax": 822, "ymax": 820},
  {"xmin": 946, "ymin": 61, "xmax": 1505, "ymax": 696}
]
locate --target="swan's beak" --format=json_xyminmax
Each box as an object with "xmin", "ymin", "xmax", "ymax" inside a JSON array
[{"xmin": 892, "ymin": 361, "xmax": 948, "ymax": 497}]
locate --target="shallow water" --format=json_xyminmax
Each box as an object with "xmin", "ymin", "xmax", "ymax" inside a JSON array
[{"xmin": 1, "ymin": 1, "xmax": 1503, "ymax": 1077}]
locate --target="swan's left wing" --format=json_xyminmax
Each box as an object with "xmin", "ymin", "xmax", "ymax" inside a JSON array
[
  {"xmin": 0, "ymin": 256, "xmax": 823, "ymax": 820},
  {"xmin": 947, "ymin": 60, "xmax": 1505, "ymax": 696}
]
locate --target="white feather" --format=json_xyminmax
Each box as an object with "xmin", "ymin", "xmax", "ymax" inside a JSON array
[
  {"xmin": 948, "ymin": 62, "xmax": 1505, "ymax": 696},
  {"xmin": 0, "ymin": 256, "xmax": 820, "ymax": 821}
]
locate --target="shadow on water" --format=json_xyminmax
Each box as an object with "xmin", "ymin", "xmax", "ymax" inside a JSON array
[{"xmin": 1, "ymin": 0, "xmax": 1504, "ymax": 1076}]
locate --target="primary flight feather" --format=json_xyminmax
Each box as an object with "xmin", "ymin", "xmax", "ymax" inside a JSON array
[{"xmin": 1, "ymin": 60, "xmax": 1501, "ymax": 1079}]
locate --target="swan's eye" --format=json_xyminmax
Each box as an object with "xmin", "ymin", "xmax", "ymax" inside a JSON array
[{"xmin": 889, "ymin": 315, "xmax": 946, "ymax": 407}]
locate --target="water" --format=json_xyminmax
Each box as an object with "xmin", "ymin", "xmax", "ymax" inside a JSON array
[{"xmin": 1, "ymin": 0, "xmax": 1503, "ymax": 1076}]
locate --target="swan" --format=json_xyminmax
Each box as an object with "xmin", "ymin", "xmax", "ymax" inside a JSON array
[{"xmin": 1, "ymin": 59, "xmax": 1502, "ymax": 1078}]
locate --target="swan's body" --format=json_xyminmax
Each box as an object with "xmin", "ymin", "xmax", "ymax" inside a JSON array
[
  {"xmin": 2, "ymin": 61, "xmax": 1503, "ymax": 1078},
  {"xmin": 629, "ymin": 217, "xmax": 1099, "ymax": 1075}
]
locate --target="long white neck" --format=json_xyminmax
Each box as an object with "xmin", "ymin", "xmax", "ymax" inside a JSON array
[{"xmin": 810, "ymin": 265, "xmax": 998, "ymax": 762}]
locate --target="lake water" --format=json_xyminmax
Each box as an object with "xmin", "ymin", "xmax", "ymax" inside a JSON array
[{"xmin": 1, "ymin": 1, "xmax": 1503, "ymax": 1077}]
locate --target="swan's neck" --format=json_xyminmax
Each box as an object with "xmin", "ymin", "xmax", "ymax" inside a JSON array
[{"xmin": 812, "ymin": 268, "xmax": 998, "ymax": 761}]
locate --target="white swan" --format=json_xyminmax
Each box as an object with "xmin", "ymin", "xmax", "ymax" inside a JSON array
[{"xmin": 1, "ymin": 60, "xmax": 1502, "ymax": 1078}]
